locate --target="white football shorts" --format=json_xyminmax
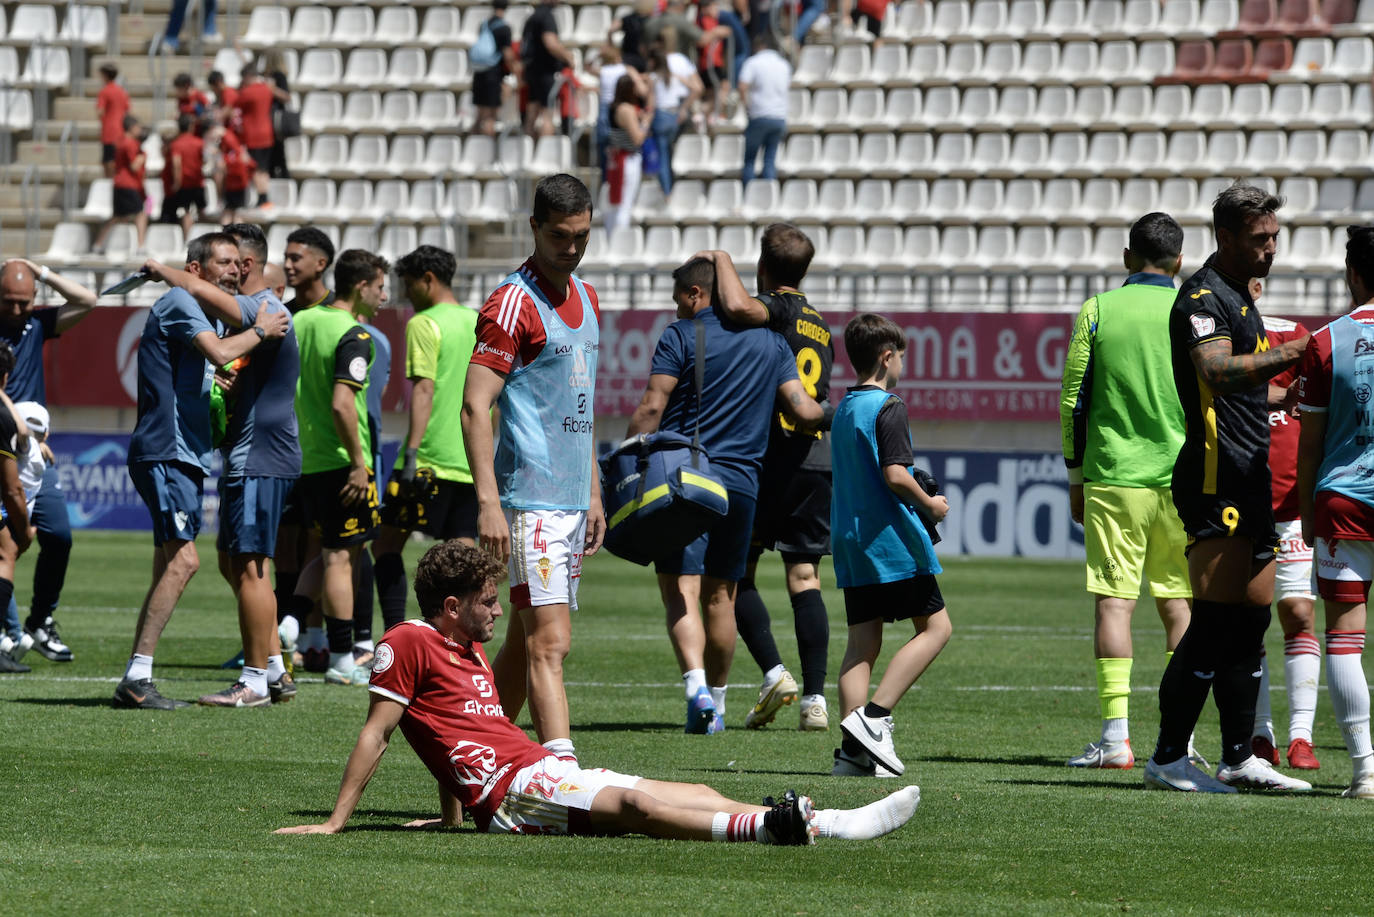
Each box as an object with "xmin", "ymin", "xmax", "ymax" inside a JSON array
[
  {"xmin": 506, "ymin": 508, "xmax": 586, "ymax": 611},
  {"xmin": 1315, "ymin": 536, "xmax": 1374, "ymax": 603},
  {"xmin": 487, "ymin": 754, "xmax": 640, "ymax": 836},
  {"xmin": 1274, "ymin": 518, "xmax": 1315, "ymax": 602}
]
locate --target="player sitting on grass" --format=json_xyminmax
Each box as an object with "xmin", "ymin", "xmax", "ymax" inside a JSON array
[
  {"xmin": 276, "ymin": 540, "xmax": 920, "ymax": 843},
  {"xmin": 830, "ymin": 314, "xmax": 952, "ymax": 778}
]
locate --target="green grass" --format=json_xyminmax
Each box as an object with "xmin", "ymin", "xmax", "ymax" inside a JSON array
[{"xmin": 1, "ymin": 531, "xmax": 1369, "ymax": 915}]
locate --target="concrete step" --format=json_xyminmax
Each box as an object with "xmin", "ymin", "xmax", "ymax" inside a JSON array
[
  {"xmin": 18, "ymin": 139, "xmax": 102, "ymax": 167},
  {"xmin": 53, "ymin": 97, "xmax": 159, "ymax": 124}
]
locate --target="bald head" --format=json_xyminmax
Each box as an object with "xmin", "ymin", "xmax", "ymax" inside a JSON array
[
  {"xmin": 264, "ymin": 262, "xmax": 287, "ymax": 301},
  {"xmin": 0, "ymin": 260, "xmax": 38, "ymax": 331}
]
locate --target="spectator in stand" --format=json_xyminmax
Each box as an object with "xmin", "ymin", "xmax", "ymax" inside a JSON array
[
  {"xmin": 173, "ymin": 73, "xmax": 209, "ymax": 118},
  {"xmin": 97, "ymin": 64, "xmax": 130, "ymax": 181},
  {"xmin": 747, "ymin": 0, "xmax": 774, "ymax": 40},
  {"xmin": 207, "ymin": 122, "xmax": 254, "ymax": 226},
  {"xmin": 605, "ymin": 73, "xmax": 651, "ymax": 232},
  {"xmin": 646, "ymin": 38, "xmax": 702, "ymax": 196},
  {"xmin": 207, "ymin": 70, "xmax": 237, "ymax": 115},
  {"xmin": 613, "ymin": 0, "xmax": 654, "ymax": 71},
  {"xmin": 260, "ymin": 52, "xmax": 293, "ymax": 180},
  {"xmin": 473, "ymin": 0, "xmax": 517, "ymax": 137},
  {"xmin": 234, "ymin": 65, "xmax": 289, "ymax": 210},
  {"xmin": 592, "ymin": 44, "xmax": 631, "ymax": 176},
  {"xmin": 794, "ymin": 0, "xmax": 826, "ymax": 45},
  {"xmin": 161, "ymin": 114, "xmax": 206, "ymax": 238},
  {"xmin": 842, "ymin": 0, "xmax": 886, "ymax": 45},
  {"xmin": 92, "ymin": 116, "xmax": 149, "ymax": 257},
  {"xmin": 646, "ymin": 0, "xmax": 732, "ymax": 58},
  {"xmin": 521, "ymin": 0, "xmax": 577, "ymax": 138},
  {"xmin": 739, "ymin": 33, "xmax": 790, "ymax": 185},
  {"xmin": 162, "ymin": 0, "xmax": 218, "ymax": 52},
  {"xmin": 696, "ymin": 0, "xmax": 731, "ymax": 126}
]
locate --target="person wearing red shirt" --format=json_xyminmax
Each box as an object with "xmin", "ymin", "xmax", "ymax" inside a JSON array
[
  {"xmin": 160, "ymin": 114, "xmax": 206, "ymax": 237},
  {"xmin": 275, "ymin": 540, "xmax": 921, "ymax": 842},
  {"xmin": 91, "ymin": 115, "xmax": 148, "ymax": 256},
  {"xmin": 1296, "ymin": 225, "xmax": 1374, "ymax": 800},
  {"xmin": 210, "ymin": 124, "xmax": 254, "ymax": 225},
  {"xmin": 233, "ymin": 66, "xmax": 288, "ymax": 209},
  {"xmin": 207, "ymin": 70, "xmax": 237, "ymax": 116},
  {"xmin": 173, "ymin": 73, "xmax": 209, "ymax": 118},
  {"xmin": 96, "ymin": 63, "xmax": 130, "ymax": 178}
]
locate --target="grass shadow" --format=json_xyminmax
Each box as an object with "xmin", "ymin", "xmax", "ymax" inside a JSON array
[
  {"xmin": 7, "ymin": 696, "xmax": 119, "ymax": 708},
  {"xmin": 566, "ymin": 721, "xmax": 679, "ymax": 732},
  {"xmin": 921, "ymin": 753, "xmax": 1065, "ymax": 767}
]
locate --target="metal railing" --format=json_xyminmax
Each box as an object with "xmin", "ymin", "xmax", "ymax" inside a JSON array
[
  {"xmin": 20, "ymin": 165, "xmax": 39, "ymax": 255},
  {"xmin": 58, "ymin": 120, "xmax": 79, "ymax": 218}
]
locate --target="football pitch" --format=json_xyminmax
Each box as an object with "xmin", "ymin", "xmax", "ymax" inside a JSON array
[{"xmin": 2, "ymin": 531, "xmax": 1368, "ymax": 916}]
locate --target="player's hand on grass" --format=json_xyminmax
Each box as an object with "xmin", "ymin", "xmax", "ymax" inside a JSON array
[
  {"xmin": 477, "ymin": 503, "xmax": 511, "ymax": 564},
  {"xmin": 254, "ymin": 305, "xmax": 289, "ymax": 340},
  {"xmin": 340, "ymin": 465, "xmax": 370, "ymax": 505},
  {"xmin": 585, "ymin": 502, "xmax": 606, "ymax": 556},
  {"xmin": 401, "ymin": 818, "xmax": 449, "ymax": 830},
  {"xmin": 274, "ymin": 823, "xmax": 342, "ymax": 835}
]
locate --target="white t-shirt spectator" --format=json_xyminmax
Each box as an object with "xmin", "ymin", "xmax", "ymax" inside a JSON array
[
  {"xmin": 653, "ymin": 53, "xmax": 697, "ymax": 111},
  {"xmin": 739, "ymin": 48, "xmax": 791, "ymax": 120},
  {"xmin": 599, "ymin": 62, "xmax": 629, "ymax": 109}
]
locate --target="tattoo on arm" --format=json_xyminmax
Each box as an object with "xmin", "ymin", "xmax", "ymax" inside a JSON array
[
  {"xmin": 787, "ymin": 390, "xmax": 802, "ymax": 406},
  {"xmin": 1192, "ymin": 339, "xmax": 1301, "ymax": 394}
]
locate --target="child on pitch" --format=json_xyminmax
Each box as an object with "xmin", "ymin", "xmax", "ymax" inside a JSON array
[{"xmin": 830, "ymin": 314, "xmax": 952, "ymax": 777}]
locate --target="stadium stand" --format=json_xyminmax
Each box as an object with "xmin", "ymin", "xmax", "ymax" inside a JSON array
[{"xmin": 1, "ymin": 0, "xmax": 1372, "ymax": 312}]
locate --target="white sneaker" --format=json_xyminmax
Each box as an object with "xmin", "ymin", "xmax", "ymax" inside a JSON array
[
  {"xmin": 745, "ymin": 668, "xmax": 798, "ymax": 729},
  {"xmin": 1342, "ymin": 771, "xmax": 1374, "ymax": 799},
  {"xmin": 1214, "ymin": 755, "xmax": 1312, "ymax": 793},
  {"xmin": 1143, "ymin": 756, "xmax": 1237, "ymax": 793},
  {"xmin": 799, "ymin": 698, "xmax": 829, "ymax": 732},
  {"xmin": 840, "ymin": 708, "xmax": 904, "ymax": 775},
  {"xmin": 1066, "ymin": 739, "xmax": 1134, "ymax": 769},
  {"xmin": 324, "ymin": 664, "xmax": 360, "ymax": 685}
]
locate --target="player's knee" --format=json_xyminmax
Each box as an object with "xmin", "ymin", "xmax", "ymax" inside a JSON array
[
  {"xmin": 919, "ymin": 610, "xmax": 953, "ymax": 648},
  {"xmin": 618, "ymin": 789, "xmax": 662, "ymax": 825},
  {"xmin": 169, "ymin": 546, "xmax": 200, "ymax": 579},
  {"xmin": 526, "ymin": 628, "xmax": 570, "ymax": 667}
]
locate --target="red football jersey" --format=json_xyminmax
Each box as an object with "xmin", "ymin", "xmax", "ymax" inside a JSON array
[
  {"xmin": 1264, "ymin": 316, "xmax": 1308, "ymax": 521},
  {"xmin": 471, "ymin": 259, "xmax": 600, "ymax": 375},
  {"xmin": 369, "ymin": 620, "xmax": 548, "ymax": 830},
  {"xmin": 235, "ymin": 81, "xmax": 275, "ymax": 148}
]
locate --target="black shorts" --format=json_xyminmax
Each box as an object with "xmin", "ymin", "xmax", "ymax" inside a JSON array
[
  {"xmin": 102, "ymin": 143, "xmax": 117, "ymax": 163},
  {"xmin": 248, "ymin": 147, "xmax": 272, "ymax": 171},
  {"xmin": 699, "ymin": 64, "xmax": 729, "ymax": 87},
  {"xmin": 160, "ymin": 187, "xmax": 207, "ymax": 222},
  {"xmin": 844, "ymin": 575, "xmax": 944, "ymax": 626},
  {"xmin": 112, "ymin": 187, "xmax": 145, "ymax": 217},
  {"xmin": 379, "ymin": 472, "xmax": 479, "ymax": 540},
  {"xmin": 1176, "ymin": 492, "xmax": 1279, "ymax": 560},
  {"xmin": 526, "ymin": 70, "xmax": 557, "ymax": 108},
  {"xmin": 223, "ymin": 188, "xmax": 248, "ymax": 209},
  {"xmin": 298, "ymin": 467, "xmax": 380, "ymax": 549},
  {"xmin": 473, "ymin": 67, "xmax": 504, "ymax": 108},
  {"xmin": 752, "ymin": 468, "xmax": 831, "ymax": 556},
  {"xmin": 850, "ymin": 7, "xmax": 882, "ymax": 35}
]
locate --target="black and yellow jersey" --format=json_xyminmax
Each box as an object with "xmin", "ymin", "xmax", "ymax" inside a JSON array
[{"xmin": 759, "ymin": 290, "xmax": 833, "ymax": 472}]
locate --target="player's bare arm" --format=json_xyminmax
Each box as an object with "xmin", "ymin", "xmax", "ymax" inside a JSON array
[
  {"xmin": 626, "ymin": 374, "xmax": 677, "ymax": 436},
  {"xmin": 275, "ymin": 695, "xmax": 405, "ymax": 834},
  {"xmin": 144, "ymin": 259, "xmax": 268, "ymax": 332},
  {"xmin": 330, "ymin": 381, "xmax": 371, "ymax": 505},
  {"xmin": 461, "ymin": 363, "xmax": 512, "ymax": 563},
  {"xmin": 4, "ymin": 259, "xmax": 99, "ymax": 331},
  {"xmin": 1296, "ymin": 409, "xmax": 1327, "ymax": 548},
  {"xmin": 1, "ymin": 457, "xmax": 33, "ymax": 554},
  {"xmin": 586, "ymin": 458, "xmax": 606, "ymax": 556},
  {"xmin": 883, "ymin": 464, "xmax": 949, "ymax": 524},
  {"xmin": 190, "ymin": 320, "xmax": 279, "ymax": 368},
  {"xmin": 777, "ymin": 379, "xmax": 823, "ymax": 430},
  {"xmin": 405, "ymin": 376, "xmax": 435, "ymax": 452},
  {"xmin": 1190, "ymin": 335, "xmax": 1311, "ymax": 394},
  {"xmin": 695, "ymin": 250, "xmax": 768, "ymax": 326}
]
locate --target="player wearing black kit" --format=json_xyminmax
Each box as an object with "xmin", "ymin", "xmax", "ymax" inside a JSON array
[
  {"xmin": 701, "ymin": 223, "xmax": 836, "ymax": 731},
  {"xmin": 1145, "ymin": 182, "xmax": 1313, "ymax": 794}
]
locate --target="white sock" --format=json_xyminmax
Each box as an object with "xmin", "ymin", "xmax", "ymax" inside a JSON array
[
  {"xmin": 1101, "ymin": 717, "xmax": 1129, "ymax": 745},
  {"xmin": 683, "ymin": 668, "xmax": 706, "ymax": 699},
  {"xmin": 763, "ymin": 663, "xmax": 785, "ymax": 684},
  {"xmin": 124, "ymin": 653, "xmax": 153, "ymax": 682},
  {"xmin": 817, "ymin": 785, "xmax": 921, "ymax": 840},
  {"xmin": 710, "ymin": 685, "xmax": 727, "ymax": 716},
  {"xmin": 329, "ymin": 650, "xmax": 354, "ymax": 671},
  {"xmin": 306, "ymin": 626, "xmax": 326, "ymax": 651},
  {"xmin": 240, "ymin": 665, "xmax": 269, "ymax": 696},
  {"xmin": 542, "ymin": 737, "xmax": 576, "ymax": 759},
  {"xmin": 1354, "ymin": 753, "xmax": 1374, "ymax": 781},
  {"xmin": 354, "ymin": 639, "xmax": 375, "ymax": 653},
  {"xmin": 1252, "ymin": 652, "xmax": 1274, "ymax": 741},
  {"xmin": 1283, "ymin": 633, "xmax": 1321, "ymax": 743},
  {"xmin": 802, "ymin": 693, "xmax": 826, "ymax": 709},
  {"xmin": 1326, "ymin": 632, "xmax": 1372, "ymax": 760},
  {"xmin": 266, "ymin": 654, "xmax": 286, "ymax": 681},
  {"xmin": 278, "ymin": 616, "xmax": 300, "ymax": 647}
]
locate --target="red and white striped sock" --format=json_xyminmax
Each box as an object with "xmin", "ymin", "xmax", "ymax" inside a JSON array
[
  {"xmin": 1283, "ymin": 632, "xmax": 1322, "ymax": 743},
  {"xmin": 710, "ymin": 811, "xmax": 762, "ymax": 842},
  {"xmin": 1326, "ymin": 630, "xmax": 1372, "ymax": 759}
]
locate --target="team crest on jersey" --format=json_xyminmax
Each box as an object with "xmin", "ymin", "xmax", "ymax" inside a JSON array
[
  {"xmin": 1356, "ymin": 383, "xmax": 1372, "ymax": 405},
  {"xmin": 372, "ymin": 643, "xmax": 394, "ymax": 674},
  {"xmin": 536, "ymin": 556, "xmax": 552, "ymax": 588},
  {"xmin": 449, "ymin": 652, "xmax": 461, "ymax": 666},
  {"xmin": 1190, "ymin": 314, "xmax": 1215, "ymax": 338},
  {"xmin": 447, "ymin": 741, "xmax": 497, "ymax": 787},
  {"xmin": 1355, "ymin": 337, "xmax": 1374, "ymax": 355}
]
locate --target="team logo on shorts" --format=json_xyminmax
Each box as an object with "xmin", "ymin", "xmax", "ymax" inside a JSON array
[
  {"xmin": 372, "ymin": 643, "xmax": 394, "ymax": 674},
  {"xmin": 536, "ymin": 556, "xmax": 551, "ymax": 588},
  {"xmin": 1190, "ymin": 313, "xmax": 1215, "ymax": 337},
  {"xmin": 1101, "ymin": 557, "xmax": 1123, "ymax": 583}
]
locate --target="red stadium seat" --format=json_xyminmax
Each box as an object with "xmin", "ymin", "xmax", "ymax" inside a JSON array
[
  {"xmin": 1251, "ymin": 37, "xmax": 1296, "ymax": 78},
  {"xmin": 1157, "ymin": 39, "xmax": 1214, "ymax": 84},
  {"xmin": 1210, "ymin": 38, "xmax": 1256, "ymax": 82}
]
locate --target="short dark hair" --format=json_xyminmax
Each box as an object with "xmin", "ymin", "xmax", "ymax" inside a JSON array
[
  {"xmin": 414, "ymin": 541, "xmax": 506, "ymax": 618},
  {"xmin": 532, "ymin": 173, "xmax": 593, "ymax": 224},
  {"xmin": 758, "ymin": 223, "xmax": 814, "ymax": 289},
  {"xmin": 334, "ymin": 249, "xmax": 390, "ymax": 298},
  {"xmin": 207, "ymin": 70, "xmax": 225, "ymax": 85},
  {"xmin": 99, "ymin": 63, "xmax": 118, "ymax": 80},
  {"xmin": 672, "ymin": 256, "xmax": 715, "ymax": 298},
  {"xmin": 1347, "ymin": 225, "xmax": 1374, "ymax": 291},
  {"xmin": 844, "ymin": 313, "xmax": 905, "ymax": 380},
  {"xmin": 493, "ymin": 0, "xmax": 509, "ymax": 9},
  {"xmin": 173, "ymin": 72, "xmax": 193, "ymax": 89},
  {"xmin": 394, "ymin": 245, "xmax": 456, "ymax": 286},
  {"xmin": 1213, "ymin": 180, "xmax": 1284, "ymax": 237},
  {"xmin": 286, "ymin": 226, "xmax": 336, "ymax": 268},
  {"xmin": 122, "ymin": 114, "xmax": 138, "ymax": 132},
  {"xmin": 187, "ymin": 231, "xmax": 238, "ymax": 268},
  {"xmin": 1128, "ymin": 212, "xmax": 1183, "ymax": 270},
  {"xmin": 239, "ymin": 64, "xmax": 258, "ymax": 79},
  {"xmin": 0, "ymin": 341, "xmax": 15, "ymax": 383},
  {"xmin": 223, "ymin": 222, "xmax": 268, "ymax": 266},
  {"xmin": 177, "ymin": 113, "xmax": 194, "ymax": 134}
]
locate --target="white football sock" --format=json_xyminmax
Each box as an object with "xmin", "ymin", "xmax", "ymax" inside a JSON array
[
  {"xmin": 817, "ymin": 785, "xmax": 921, "ymax": 840},
  {"xmin": 1252, "ymin": 651, "xmax": 1274, "ymax": 742},
  {"xmin": 710, "ymin": 685, "xmax": 727, "ymax": 716},
  {"xmin": 329, "ymin": 651, "xmax": 354, "ymax": 671},
  {"xmin": 266, "ymin": 654, "xmax": 286, "ymax": 681},
  {"xmin": 354, "ymin": 639, "xmax": 375, "ymax": 653},
  {"xmin": 1283, "ymin": 633, "xmax": 1321, "ymax": 743},
  {"xmin": 124, "ymin": 654, "xmax": 153, "ymax": 682},
  {"xmin": 683, "ymin": 668, "xmax": 706, "ymax": 699},
  {"xmin": 542, "ymin": 737, "xmax": 576, "ymax": 759},
  {"xmin": 1326, "ymin": 632, "xmax": 1372, "ymax": 759},
  {"xmin": 240, "ymin": 665, "xmax": 269, "ymax": 696},
  {"xmin": 1101, "ymin": 717, "xmax": 1129, "ymax": 745},
  {"xmin": 802, "ymin": 693, "xmax": 826, "ymax": 709}
]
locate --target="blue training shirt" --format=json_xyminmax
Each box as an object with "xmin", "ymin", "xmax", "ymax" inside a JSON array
[
  {"xmin": 129, "ymin": 288, "xmax": 215, "ymax": 472},
  {"xmin": 651, "ymin": 305, "xmax": 797, "ymax": 496},
  {"xmin": 361, "ymin": 320, "xmax": 391, "ymax": 473},
  {"xmin": 0, "ymin": 308, "xmax": 59, "ymax": 404},
  {"xmin": 221, "ymin": 289, "xmax": 302, "ymax": 479}
]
